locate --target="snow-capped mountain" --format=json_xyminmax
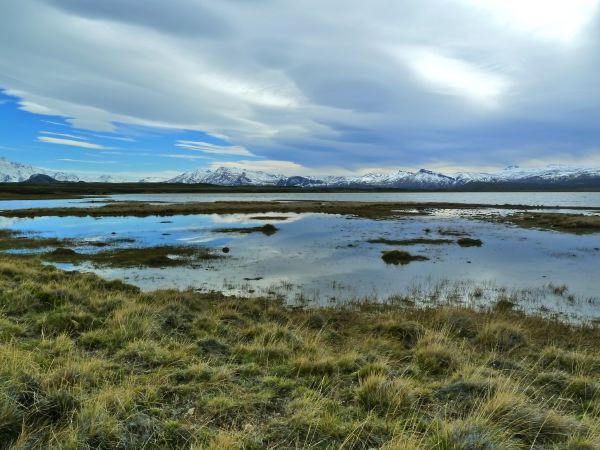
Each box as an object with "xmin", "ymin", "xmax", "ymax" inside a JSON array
[
  {"xmin": 168, "ymin": 166, "xmax": 285, "ymax": 186},
  {"xmin": 0, "ymin": 157, "xmax": 125, "ymax": 183},
  {"xmin": 167, "ymin": 164, "xmax": 600, "ymax": 188},
  {"xmin": 0, "ymin": 157, "xmax": 83, "ymax": 182},
  {"xmin": 166, "ymin": 166, "xmax": 458, "ymax": 188},
  {"xmin": 92, "ymin": 174, "xmax": 135, "ymax": 183},
  {"xmin": 457, "ymin": 165, "xmax": 600, "ymax": 185},
  {"xmin": 139, "ymin": 176, "xmax": 170, "ymax": 183},
  {"xmin": 2, "ymin": 156, "xmax": 599, "ymax": 188}
]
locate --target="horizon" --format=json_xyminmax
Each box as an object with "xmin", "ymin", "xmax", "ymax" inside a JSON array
[{"xmin": 1, "ymin": 1, "xmax": 600, "ymax": 179}]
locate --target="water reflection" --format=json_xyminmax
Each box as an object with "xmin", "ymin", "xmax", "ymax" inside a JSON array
[
  {"xmin": 1, "ymin": 210, "xmax": 599, "ymax": 321},
  {"xmin": 1, "ymin": 191, "xmax": 600, "ymax": 211}
]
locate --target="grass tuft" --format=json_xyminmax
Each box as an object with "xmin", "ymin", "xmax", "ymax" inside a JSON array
[{"xmin": 477, "ymin": 321, "xmax": 527, "ymax": 352}]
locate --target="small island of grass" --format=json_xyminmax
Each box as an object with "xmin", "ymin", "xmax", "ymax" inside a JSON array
[{"xmin": 381, "ymin": 250, "xmax": 430, "ymax": 265}]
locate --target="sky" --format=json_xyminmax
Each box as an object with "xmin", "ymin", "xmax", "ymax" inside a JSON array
[{"xmin": 1, "ymin": 0, "xmax": 599, "ymax": 179}]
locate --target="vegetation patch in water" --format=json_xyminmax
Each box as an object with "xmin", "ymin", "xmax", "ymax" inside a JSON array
[
  {"xmin": 381, "ymin": 250, "xmax": 429, "ymax": 265},
  {"xmin": 0, "ymin": 229, "xmax": 76, "ymax": 251},
  {"xmin": 503, "ymin": 212, "xmax": 600, "ymax": 234},
  {"xmin": 369, "ymin": 237, "xmax": 454, "ymax": 245},
  {"xmin": 438, "ymin": 228, "xmax": 470, "ymax": 237},
  {"xmin": 213, "ymin": 223, "xmax": 278, "ymax": 236},
  {"xmin": 0, "ymin": 254, "xmax": 597, "ymax": 449},
  {"xmin": 43, "ymin": 245, "xmax": 220, "ymax": 268},
  {"xmin": 0, "ymin": 230, "xmax": 137, "ymax": 252},
  {"xmin": 249, "ymin": 215, "xmax": 289, "ymax": 221},
  {"xmin": 457, "ymin": 238, "xmax": 483, "ymax": 247}
]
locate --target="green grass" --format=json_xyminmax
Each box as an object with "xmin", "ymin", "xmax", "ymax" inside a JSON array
[{"xmin": 0, "ymin": 254, "xmax": 598, "ymax": 449}]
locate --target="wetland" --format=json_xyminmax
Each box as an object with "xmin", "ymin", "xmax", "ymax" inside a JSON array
[{"xmin": 0, "ymin": 191, "xmax": 598, "ymax": 449}]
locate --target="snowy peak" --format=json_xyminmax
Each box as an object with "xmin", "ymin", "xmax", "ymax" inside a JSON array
[
  {"xmin": 0, "ymin": 157, "xmax": 81, "ymax": 182},
  {"xmin": 2, "ymin": 157, "xmax": 600, "ymax": 188},
  {"xmin": 0, "ymin": 157, "xmax": 125, "ymax": 183},
  {"xmin": 0, "ymin": 157, "xmax": 43, "ymax": 182},
  {"xmin": 168, "ymin": 164, "xmax": 600, "ymax": 188},
  {"xmin": 169, "ymin": 166, "xmax": 284, "ymax": 186}
]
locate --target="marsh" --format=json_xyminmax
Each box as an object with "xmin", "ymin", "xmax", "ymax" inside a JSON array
[{"xmin": 0, "ymin": 194, "xmax": 598, "ymax": 322}]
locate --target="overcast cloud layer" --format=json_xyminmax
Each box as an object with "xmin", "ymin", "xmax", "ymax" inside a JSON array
[{"xmin": 1, "ymin": 0, "xmax": 599, "ymax": 174}]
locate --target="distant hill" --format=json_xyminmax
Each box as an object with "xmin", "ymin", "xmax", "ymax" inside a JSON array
[{"xmin": 24, "ymin": 173, "xmax": 60, "ymax": 184}]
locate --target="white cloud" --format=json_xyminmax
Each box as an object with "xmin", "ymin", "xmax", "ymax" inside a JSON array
[
  {"xmin": 38, "ymin": 136, "xmax": 109, "ymax": 149},
  {"xmin": 461, "ymin": 0, "xmax": 599, "ymax": 43},
  {"xmin": 40, "ymin": 131, "xmax": 89, "ymax": 140},
  {"xmin": 214, "ymin": 159, "xmax": 307, "ymax": 175},
  {"xmin": 57, "ymin": 158, "xmax": 117, "ymax": 164},
  {"xmin": 176, "ymin": 140, "xmax": 255, "ymax": 157},
  {"xmin": 91, "ymin": 133, "xmax": 135, "ymax": 142},
  {"xmin": 400, "ymin": 48, "xmax": 511, "ymax": 108},
  {"xmin": 161, "ymin": 153, "xmax": 211, "ymax": 160}
]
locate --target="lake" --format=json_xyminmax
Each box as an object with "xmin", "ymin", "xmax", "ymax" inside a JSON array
[
  {"xmin": 1, "ymin": 191, "xmax": 600, "ymax": 210},
  {"xmin": 1, "ymin": 191, "xmax": 599, "ymax": 322}
]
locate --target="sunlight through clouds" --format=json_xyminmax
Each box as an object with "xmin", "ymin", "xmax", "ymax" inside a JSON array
[
  {"xmin": 401, "ymin": 49, "xmax": 511, "ymax": 108},
  {"xmin": 462, "ymin": 0, "xmax": 599, "ymax": 43}
]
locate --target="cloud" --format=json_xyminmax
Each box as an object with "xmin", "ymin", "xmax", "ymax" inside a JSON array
[
  {"xmin": 40, "ymin": 131, "xmax": 89, "ymax": 140},
  {"xmin": 161, "ymin": 153, "xmax": 211, "ymax": 160},
  {"xmin": 57, "ymin": 158, "xmax": 117, "ymax": 164},
  {"xmin": 1, "ymin": 0, "xmax": 599, "ymax": 170},
  {"xmin": 38, "ymin": 136, "xmax": 109, "ymax": 149},
  {"xmin": 399, "ymin": 48, "xmax": 510, "ymax": 108},
  {"xmin": 91, "ymin": 134, "xmax": 135, "ymax": 142},
  {"xmin": 461, "ymin": 0, "xmax": 599, "ymax": 43},
  {"xmin": 175, "ymin": 140, "xmax": 256, "ymax": 157},
  {"xmin": 214, "ymin": 159, "xmax": 308, "ymax": 175}
]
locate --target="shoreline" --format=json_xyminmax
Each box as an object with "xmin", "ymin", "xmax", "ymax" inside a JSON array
[{"xmin": 1, "ymin": 183, "xmax": 600, "ymax": 201}]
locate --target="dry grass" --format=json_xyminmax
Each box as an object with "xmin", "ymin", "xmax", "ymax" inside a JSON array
[{"xmin": 0, "ymin": 254, "xmax": 598, "ymax": 449}]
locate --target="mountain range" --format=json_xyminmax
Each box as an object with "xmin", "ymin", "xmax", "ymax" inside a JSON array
[
  {"xmin": 0, "ymin": 157, "xmax": 128, "ymax": 183},
  {"xmin": 1, "ymin": 157, "xmax": 599, "ymax": 189},
  {"xmin": 166, "ymin": 165, "xmax": 600, "ymax": 189}
]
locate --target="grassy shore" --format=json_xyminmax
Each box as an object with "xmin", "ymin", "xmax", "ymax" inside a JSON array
[
  {"xmin": 0, "ymin": 254, "xmax": 598, "ymax": 449},
  {"xmin": 1, "ymin": 183, "xmax": 599, "ymax": 201},
  {"xmin": 3, "ymin": 200, "xmax": 600, "ymax": 221}
]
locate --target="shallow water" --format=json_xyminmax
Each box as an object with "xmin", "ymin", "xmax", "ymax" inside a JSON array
[
  {"xmin": 1, "ymin": 207, "xmax": 599, "ymax": 321},
  {"xmin": 1, "ymin": 191, "xmax": 600, "ymax": 210}
]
